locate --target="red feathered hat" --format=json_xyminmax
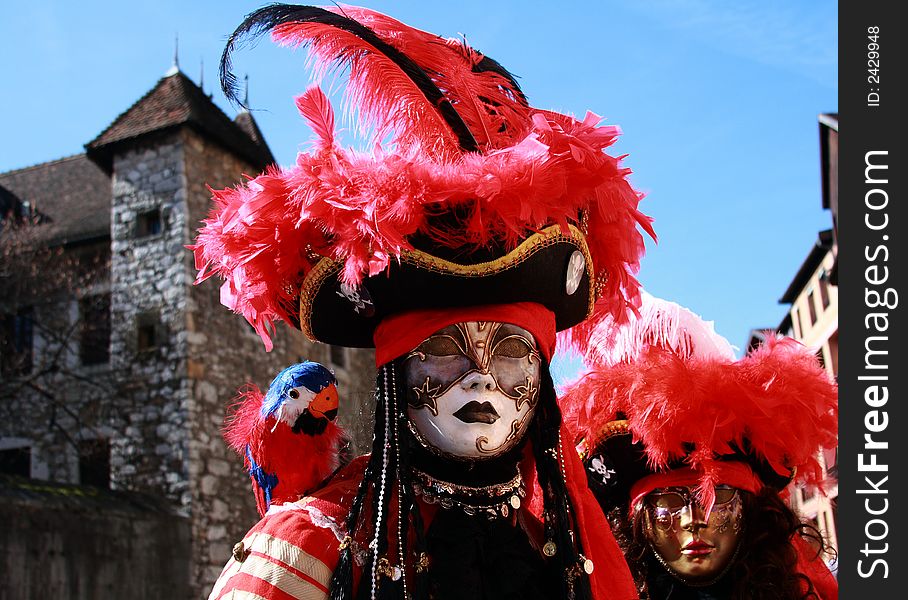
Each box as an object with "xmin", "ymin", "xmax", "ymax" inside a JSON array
[
  {"xmin": 190, "ymin": 4, "xmax": 654, "ymax": 350},
  {"xmin": 560, "ymin": 293, "xmax": 838, "ymax": 513}
]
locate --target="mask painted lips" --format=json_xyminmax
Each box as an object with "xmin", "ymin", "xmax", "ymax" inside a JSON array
[
  {"xmin": 453, "ymin": 401, "xmax": 500, "ymax": 424},
  {"xmin": 682, "ymin": 540, "xmax": 715, "ymax": 556}
]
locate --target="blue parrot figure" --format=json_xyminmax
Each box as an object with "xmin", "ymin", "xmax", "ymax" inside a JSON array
[{"xmin": 261, "ymin": 362, "xmax": 340, "ymax": 435}]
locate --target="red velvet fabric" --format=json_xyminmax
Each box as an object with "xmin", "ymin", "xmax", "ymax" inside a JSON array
[
  {"xmin": 373, "ymin": 302, "xmax": 556, "ymax": 366},
  {"xmin": 792, "ymin": 534, "xmax": 839, "ymax": 600},
  {"xmin": 560, "ymin": 424, "xmax": 640, "ymax": 599}
]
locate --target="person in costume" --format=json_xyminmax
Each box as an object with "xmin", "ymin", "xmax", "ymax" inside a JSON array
[
  {"xmin": 191, "ymin": 4, "xmax": 654, "ymax": 600},
  {"xmin": 560, "ymin": 294, "xmax": 838, "ymax": 600}
]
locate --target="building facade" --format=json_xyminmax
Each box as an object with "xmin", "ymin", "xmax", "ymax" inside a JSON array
[
  {"xmin": 746, "ymin": 113, "xmax": 839, "ymax": 557},
  {"xmin": 1, "ymin": 68, "xmax": 376, "ymax": 599},
  {"xmin": 778, "ymin": 229, "xmax": 838, "ymax": 553}
]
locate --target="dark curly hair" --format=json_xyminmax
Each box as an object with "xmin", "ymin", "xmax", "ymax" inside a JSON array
[{"xmin": 607, "ymin": 487, "xmax": 834, "ymax": 600}]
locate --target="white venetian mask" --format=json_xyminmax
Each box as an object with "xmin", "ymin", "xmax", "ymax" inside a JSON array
[{"xmin": 403, "ymin": 321, "xmax": 541, "ymax": 460}]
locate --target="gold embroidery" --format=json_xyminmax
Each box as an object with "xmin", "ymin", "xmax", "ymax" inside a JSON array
[{"xmin": 298, "ymin": 225, "xmax": 596, "ymax": 341}]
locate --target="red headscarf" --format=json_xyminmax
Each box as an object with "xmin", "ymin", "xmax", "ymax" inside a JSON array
[
  {"xmin": 629, "ymin": 463, "xmax": 762, "ymax": 515},
  {"xmin": 373, "ymin": 302, "xmax": 556, "ymax": 366}
]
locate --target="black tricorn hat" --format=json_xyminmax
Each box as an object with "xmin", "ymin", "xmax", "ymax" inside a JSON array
[
  {"xmin": 192, "ymin": 4, "xmax": 652, "ymax": 350},
  {"xmin": 579, "ymin": 419, "xmax": 797, "ymax": 512},
  {"xmin": 300, "ymin": 225, "xmax": 595, "ymax": 347}
]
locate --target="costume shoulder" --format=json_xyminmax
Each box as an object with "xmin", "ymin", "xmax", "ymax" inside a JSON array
[{"xmin": 208, "ymin": 456, "xmax": 368, "ymax": 600}]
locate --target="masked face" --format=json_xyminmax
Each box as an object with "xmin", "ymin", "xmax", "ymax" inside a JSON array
[
  {"xmin": 641, "ymin": 484, "xmax": 743, "ymax": 583},
  {"xmin": 403, "ymin": 321, "xmax": 541, "ymax": 460}
]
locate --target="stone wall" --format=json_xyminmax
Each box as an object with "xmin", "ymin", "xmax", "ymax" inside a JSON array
[
  {"xmin": 0, "ymin": 475, "xmax": 191, "ymax": 600},
  {"xmin": 182, "ymin": 129, "xmax": 303, "ymax": 594},
  {"xmin": 2, "ymin": 122, "xmax": 378, "ymax": 600},
  {"xmin": 332, "ymin": 346, "xmax": 377, "ymax": 457},
  {"xmin": 109, "ymin": 132, "xmax": 192, "ymax": 505}
]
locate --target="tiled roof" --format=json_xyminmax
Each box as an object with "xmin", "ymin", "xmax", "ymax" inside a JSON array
[
  {"xmin": 86, "ymin": 70, "xmax": 274, "ymax": 171},
  {"xmin": 234, "ymin": 111, "xmax": 269, "ymax": 148},
  {"xmin": 0, "ymin": 154, "xmax": 110, "ymax": 245}
]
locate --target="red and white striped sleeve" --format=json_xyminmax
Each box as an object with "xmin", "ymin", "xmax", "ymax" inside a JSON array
[{"xmin": 209, "ymin": 507, "xmax": 341, "ymax": 600}]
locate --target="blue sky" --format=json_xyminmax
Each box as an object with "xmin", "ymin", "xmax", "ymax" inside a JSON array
[{"xmin": 1, "ymin": 1, "xmax": 837, "ymax": 379}]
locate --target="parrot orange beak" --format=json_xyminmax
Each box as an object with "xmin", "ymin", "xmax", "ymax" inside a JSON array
[{"xmin": 308, "ymin": 384, "xmax": 339, "ymax": 421}]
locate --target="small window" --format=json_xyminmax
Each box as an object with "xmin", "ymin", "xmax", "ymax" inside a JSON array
[
  {"xmin": 790, "ymin": 307, "xmax": 801, "ymax": 338},
  {"xmin": 818, "ymin": 270, "xmax": 831, "ymax": 309},
  {"xmin": 78, "ymin": 439, "xmax": 110, "ymax": 489},
  {"xmin": 0, "ymin": 446, "xmax": 31, "ymax": 477},
  {"xmin": 80, "ymin": 294, "xmax": 111, "ymax": 365},
  {"xmin": 329, "ymin": 345, "xmax": 348, "ymax": 369},
  {"xmin": 136, "ymin": 313, "xmax": 159, "ymax": 352},
  {"xmin": 137, "ymin": 324, "xmax": 156, "ymax": 350},
  {"xmin": 1, "ymin": 307, "xmax": 33, "ymax": 376},
  {"xmin": 136, "ymin": 208, "xmax": 163, "ymax": 237},
  {"xmin": 807, "ymin": 290, "xmax": 818, "ymax": 326}
]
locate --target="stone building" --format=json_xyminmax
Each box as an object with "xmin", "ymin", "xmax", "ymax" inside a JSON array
[{"xmin": 0, "ymin": 67, "xmax": 376, "ymax": 599}]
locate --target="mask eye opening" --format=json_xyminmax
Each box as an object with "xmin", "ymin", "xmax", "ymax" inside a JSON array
[
  {"xmin": 491, "ymin": 334, "xmax": 535, "ymax": 359},
  {"xmin": 418, "ymin": 334, "xmax": 466, "ymax": 357}
]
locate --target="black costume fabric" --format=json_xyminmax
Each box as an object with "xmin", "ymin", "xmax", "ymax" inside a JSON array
[
  {"xmin": 645, "ymin": 557, "xmax": 734, "ymax": 600},
  {"xmin": 426, "ymin": 508, "xmax": 560, "ymax": 600}
]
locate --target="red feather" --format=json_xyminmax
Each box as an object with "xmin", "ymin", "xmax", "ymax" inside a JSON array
[
  {"xmin": 561, "ymin": 336, "xmax": 838, "ymax": 502},
  {"xmin": 272, "ymin": 19, "xmax": 462, "ymax": 158},
  {"xmin": 327, "ymin": 5, "xmax": 532, "ymax": 150},
  {"xmin": 224, "ymin": 384, "xmax": 265, "ymax": 454},
  {"xmin": 193, "ymin": 8, "xmax": 653, "ymax": 349}
]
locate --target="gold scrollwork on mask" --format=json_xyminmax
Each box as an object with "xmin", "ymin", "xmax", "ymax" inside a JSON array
[
  {"xmin": 512, "ymin": 376, "xmax": 539, "ymax": 411},
  {"xmin": 475, "ymin": 419, "xmax": 522, "ymax": 454}
]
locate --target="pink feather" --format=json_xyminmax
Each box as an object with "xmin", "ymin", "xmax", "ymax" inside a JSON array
[
  {"xmin": 193, "ymin": 111, "xmax": 651, "ymax": 348},
  {"xmin": 295, "ymin": 84, "xmax": 335, "ymax": 151},
  {"xmin": 560, "ymin": 291, "xmax": 737, "ymax": 366}
]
